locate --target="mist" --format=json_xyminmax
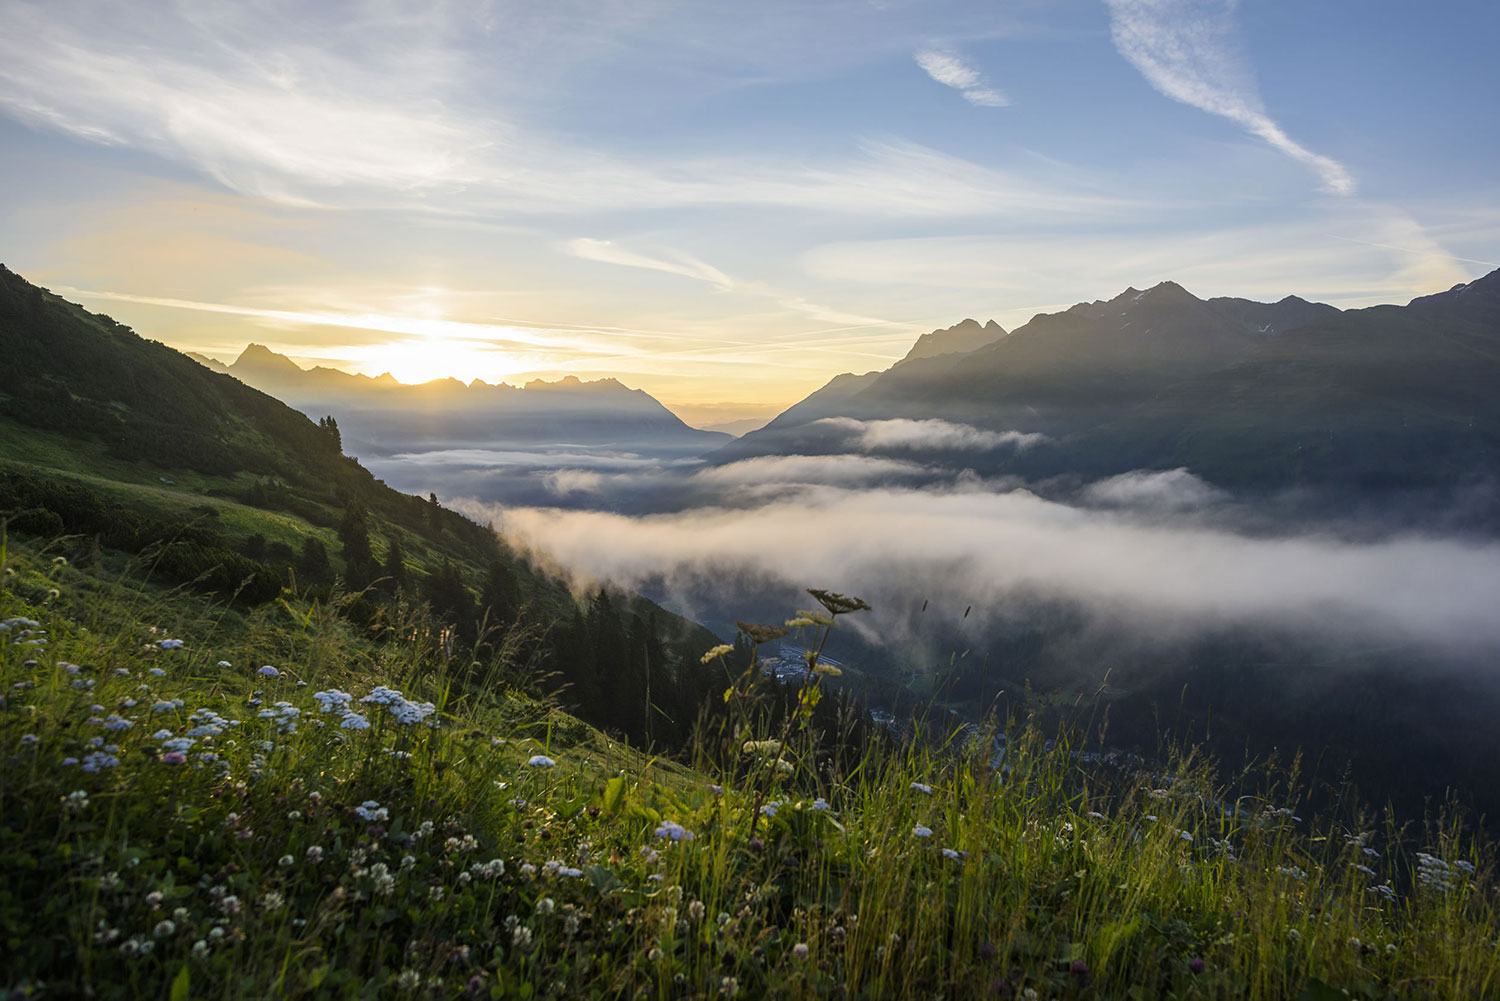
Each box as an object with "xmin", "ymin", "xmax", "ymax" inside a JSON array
[{"xmin": 457, "ymin": 476, "xmax": 1500, "ymax": 660}]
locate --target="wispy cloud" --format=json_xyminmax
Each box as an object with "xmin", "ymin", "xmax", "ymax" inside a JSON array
[
  {"xmin": 1103, "ymin": 0, "xmax": 1355, "ymax": 195},
  {"xmin": 566, "ymin": 238, "xmax": 906, "ymax": 330},
  {"xmin": 567, "ymin": 239, "xmax": 735, "ymax": 289},
  {"xmin": 914, "ymin": 47, "xmax": 1010, "ymax": 107},
  {"xmin": 0, "ymin": 4, "xmax": 1129, "ymax": 222}
]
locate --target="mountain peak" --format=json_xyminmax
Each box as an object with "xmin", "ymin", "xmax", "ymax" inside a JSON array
[
  {"xmin": 233, "ymin": 343, "xmax": 304, "ymax": 374},
  {"xmin": 899, "ymin": 317, "xmax": 1008, "ymax": 365}
]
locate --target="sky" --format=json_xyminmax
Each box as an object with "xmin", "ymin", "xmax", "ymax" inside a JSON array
[{"xmin": 1, "ymin": 0, "xmax": 1497, "ymax": 426}]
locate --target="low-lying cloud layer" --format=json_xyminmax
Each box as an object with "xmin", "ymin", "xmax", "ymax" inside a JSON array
[
  {"xmin": 461, "ymin": 479, "xmax": 1500, "ymax": 659},
  {"xmin": 813, "ymin": 417, "xmax": 1047, "ymax": 453}
]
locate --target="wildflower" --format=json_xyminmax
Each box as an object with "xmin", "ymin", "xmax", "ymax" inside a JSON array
[
  {"xmin": 151, "ymin": 700, "xmax": 183, "ymax": 714},
  {"xmin": 742, "ymin": 739, "xmax": 781, "ymax": 756},
  {"xmin": 912, "ymin": 825, "xmax": 933, "ymax": 838},
  {"xmin": 279, "ymin": 855, "xmax": 295, "ymax": 868},
  {"xmin": 1287, "ymin": 928, "xmax": 1301, "ymax": 941},
  {"xmin": 700, "ymin": 644, "xmax": 733, "ymax": 663},
  {"xmin": 20, "ymin": 733, "xmax": 38, "ymax": 746},
  {"xmin": 80, "ymin": 751, "xmax": 122, "ymax": 772},
  {"xmin": 941, "ymin": 847, "xmax": 961, "ymax": 860},
  {"xmin": 306, "ymin": 846, "xmax": 324, "ymax": 863},
  {"xmin": 361, "ymin": 685, "xmax": 437, "ymax": 725},
  {"xmin": 158, "ymin": 639, "xmax": 184, "ymax": 649},
  {"xmin": 811, "ymin": 797, "xmax": 830, "ymax": 811},
  {"xmin": 812, "ymin": 662, "xmax": 841, "ymax": 676},
  {"xmin": 101, "ymin": 714, "xmax": 134, "ymax": 731},
  {"xmin": 720, "ymin": 976, "xmax": 740, "ymax": 998},
  {"xmin": 910, "ymin": 782, "xmax": 933, "ymax": 794},
  {"xmin": 339, "ymin": 713, "xmax": 371, "ymax": 730},
  {"xmin": 258, "ymin": 665, "xmax": 280, "ymax": 677},
  {"xmin": 355, "ymin": 801, "xmax": 389, "ymax": 822},
  {"xmin": 161, "ymin": 752, "xmax": 187, "ymax": 765},
  {"xmin": 430, "ymin": 886, "xmax": 445, "ymax": 902},
  {"xmin": 793, "ymin": 942, "xmax": 809, "ymax": 960},
  {"xmin": 647, "ymin": 946, "xmax": 663, "ymax": 962},
  {"xmin": 527, "ymin": 754, "xmax": 557, "ymax": 768},
  {"xmin": 154, "ymin": 920, "xmax": 176, "ymax": 938},
  {"xmin": 217, "ymin": 661, "xmax": 231, "ymax": 668},
  {"xmin": 1179, "ymin": 830, "xmax": 1194, "ymax": 842},
  {"xmin": 687, "ymin": 900, "xmax": 705, "ymax": 921},
  {"xmin": 654, "ymin": 820, "xmax": 694, "ymax": 841},
  {"xmin": 191, "ymin": 940, "xmax": 209, "ymax": 959},
  {"xmin": 759, "ymin": 803, "xmax": 779, "ymax": 818},
  {"xmin": 63, "ymin": 790, "xmax": 89, "ymax": 814},
  {"xmin": 397, "ymin": 970, "xmax": 422, "ymax": 991},
  {"xmin": 1189, "ymin": 957, "xmax": 1206, "ymax": 974},
  {"xmin": 537, "ymin": 898, "xmax": 555, "ymax": 915},
  {"xmin": 709, "ymin": 784, "xmax": 724, "ymax": 795}
]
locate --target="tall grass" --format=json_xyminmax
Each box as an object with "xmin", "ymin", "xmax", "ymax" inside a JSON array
[{"xmin": 2, "ymin": 538, "xmax": 1497, "ymax": 999}]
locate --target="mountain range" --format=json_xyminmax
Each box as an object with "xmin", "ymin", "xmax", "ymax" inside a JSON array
[
  {"xmin": 191, "ymin": 344, "xmax": 731, "ymax": 458},
  {"xmin": 728, "ymin": 270, "xmax": 1500, "ymax": 515},
  {"xmin": 192, "ymin": 342, "xmax": 732, "ymax": 456}
]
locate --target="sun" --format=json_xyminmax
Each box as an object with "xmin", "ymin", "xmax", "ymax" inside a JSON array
[{"xmin": 342, "ymin": 337, "xmax": 509, "ymax": 385}]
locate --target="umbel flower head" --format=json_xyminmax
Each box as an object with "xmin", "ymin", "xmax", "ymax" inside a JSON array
[
  {"xmin": 735, "ymin": 622, "xmax": 789, "ymax": 644},
  {"xmin": 806, "ymin": 589, "xmax": 872, "ymax": 615}
]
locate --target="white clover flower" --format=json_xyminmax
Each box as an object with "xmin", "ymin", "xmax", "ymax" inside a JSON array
[
  {"xmin": 279, "ymin": 855, "xmax": 295, "ymax": 868},
  {"xmin": 912, "ymin": 825, "xmax": 933, "ymax": 838},
  {"xmin": 536, "ymin": 898, "xmax": 555, "ymax": 915},
  {"xmin": 306, "ymin": 846, "xmax": 324, "ymax": 863},
  {"xmin": 154, "ymin": 919, "xmax": 176, "ymax": 937},
  {"xmin": 527, "ymin": 754, "xmax": 556, "ymax": 768},
  {"xmin": 216, "ymin": 661, "xmax": 231, "ymax": 668}
]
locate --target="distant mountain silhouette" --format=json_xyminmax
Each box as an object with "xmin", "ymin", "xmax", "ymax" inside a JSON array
[{"xmin": 203, "ymin": 343, "xmax": 731, "ymax": 456}]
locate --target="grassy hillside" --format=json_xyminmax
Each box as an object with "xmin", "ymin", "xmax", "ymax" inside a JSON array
[
  {"xmin": 0, "ymin": 265, "xmax": 749, "ymax": 750},
  {"xmin": 2, "ymin": 538, "xmax": 1498, "ymax": 1000}
]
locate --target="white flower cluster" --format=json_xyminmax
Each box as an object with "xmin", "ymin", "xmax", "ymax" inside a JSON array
[
  {"xmin": 355, "ymin": 801, "xmax": 390, "ymax": 822},
  {"xmin": 361, "ymin": 685, "xmax": 437, "ymax": 726},
  {"xmin": 185, "ymin": 708, "xmax": 239, "ymax": 737},
  {"xmin": 311, "ymin": 689, "xmax": 370, "ymax": 729},
  {"xmin": 1415, "ymin": 852, "xmax": 1473, "ymax": 893},
  {"xmin": 257, "ymin": 701, "xmax": 301, "ymax": 733}
]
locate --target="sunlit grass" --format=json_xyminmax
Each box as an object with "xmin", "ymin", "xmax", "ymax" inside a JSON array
[{"xmin": 2, "ymin": 538, "xmax": 1497, "ymax": 1000}]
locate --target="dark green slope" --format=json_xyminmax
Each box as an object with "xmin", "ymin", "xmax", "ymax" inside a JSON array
[{"xmin": 0, "ymin": 265, "xmax": 727, "ymax": 747}]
